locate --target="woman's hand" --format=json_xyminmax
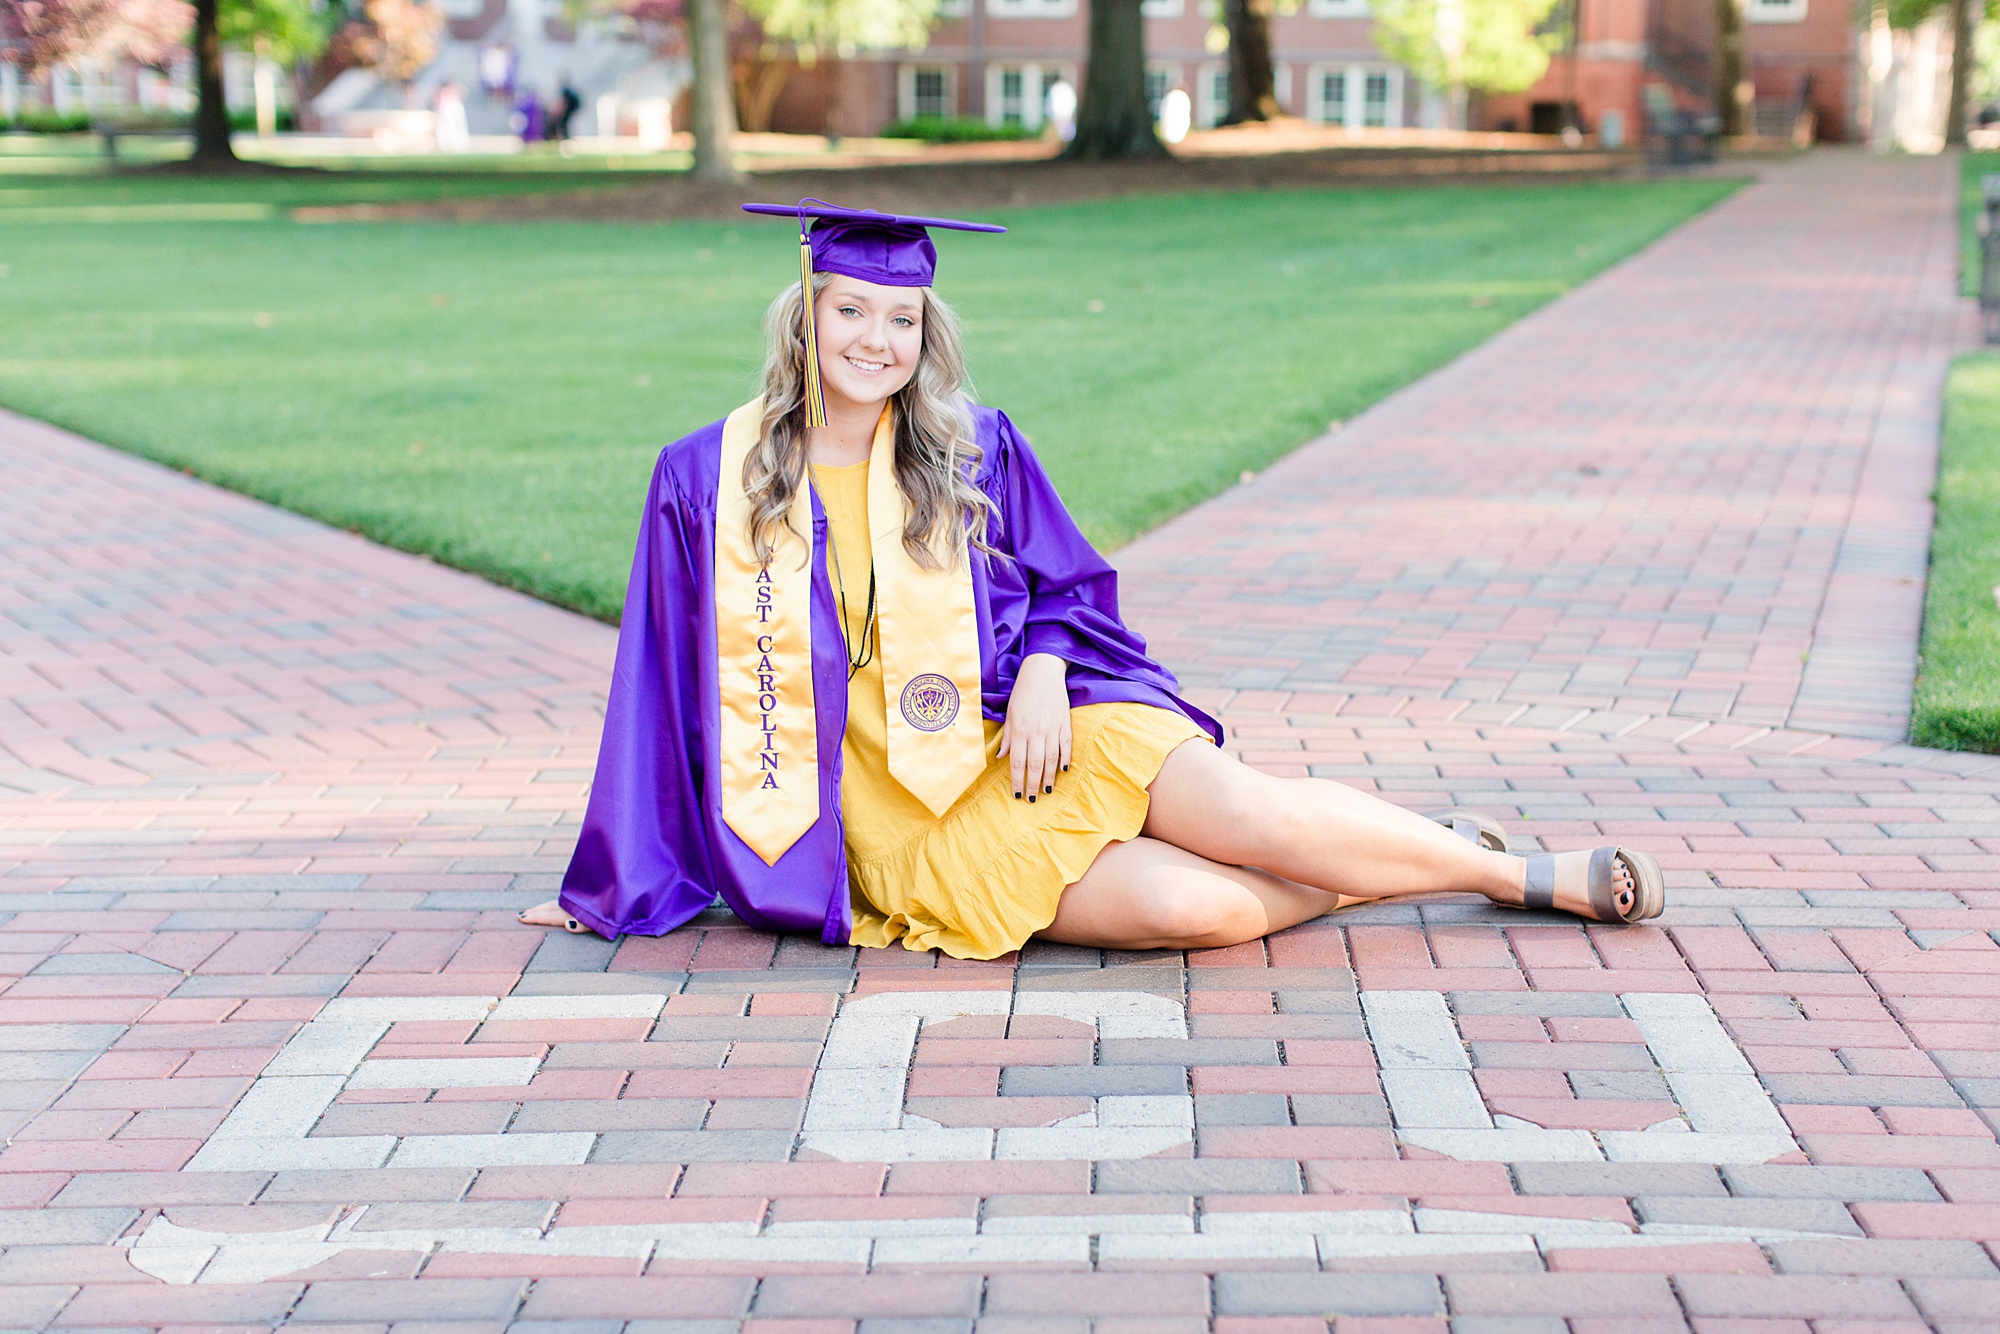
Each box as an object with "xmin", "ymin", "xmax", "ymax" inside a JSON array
[{"xmin": 998, "ymin": 652, "xmax": 1072, "ymax": 802}]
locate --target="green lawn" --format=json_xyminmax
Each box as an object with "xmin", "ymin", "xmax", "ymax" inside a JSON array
[
  {"xmin": 0, "ymin": 145, "xmax": 657, "ymax": 221},
  {"xmin": 1962, "ymin": 152, "xmax": 2000, "ymax": 297},
  {"xmin": 0, "ymin": 173, "xmax": 1739, "ymax": 621},
  {"xmin": 1912, "ymin": 353, "xmax": 2000, "ymax": 753}
]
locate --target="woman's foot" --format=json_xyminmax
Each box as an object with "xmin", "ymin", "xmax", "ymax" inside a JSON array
[
  {"xmin": 1504, "ymin": 847, "xmax": 1664, "ymax": 923},
  {"xmin": 518, "ymin": 900, "xmax": 589, "ymax": 933}
]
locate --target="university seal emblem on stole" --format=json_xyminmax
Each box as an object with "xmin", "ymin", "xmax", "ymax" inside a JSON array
[{"xmin": 900, "ymin": 673, "xmax": 961, "ymax": 733}]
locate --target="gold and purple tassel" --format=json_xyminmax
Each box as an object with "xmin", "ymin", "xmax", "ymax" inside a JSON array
[{"xmin": 798, "ymin": 227, "xmax": 826, "ymax": 428}]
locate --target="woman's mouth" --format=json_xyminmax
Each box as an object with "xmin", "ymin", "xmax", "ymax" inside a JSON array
[{"xmin": 845, "ymin": 356, "xmax": 888, "ymax": 373}]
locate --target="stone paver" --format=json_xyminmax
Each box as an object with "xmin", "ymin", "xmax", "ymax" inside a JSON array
[{"xmin": 3, "ymin": 150, "xmax": 1998, "ymax": 1329}]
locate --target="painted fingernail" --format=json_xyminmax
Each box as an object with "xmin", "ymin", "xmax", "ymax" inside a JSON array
[
  {"xmin": 1028, "ymin": 794, "xmax": 1036, "ymax": 803},
  {"xmin": 1044, "ymin": 785, "xmax": 1052, "ymax": 794},
  {"xmin": 1014, "ymin": 792, "xmax": 1022, "ymax": 800},
  {"xmin": 1062, "ymin": 765, "xmax": 1070, "ymax": 772}
]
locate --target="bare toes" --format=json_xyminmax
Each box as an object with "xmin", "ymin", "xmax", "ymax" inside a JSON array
[{"xmin": 518, "ymin": 901, "xmax": 585, "ymax": 933}]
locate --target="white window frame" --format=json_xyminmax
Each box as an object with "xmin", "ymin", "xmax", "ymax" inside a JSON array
[
  {"xmin": 1144, "ymin": 61, "xmax": 1181, "ymax": 119},
  {"xmin": 1273, "ymin": 60, "xmax": 1294, "ymax": 113},
  {"xmin": 1141, "ymin": 0, "xmax": 1185, "ymax": 15},
  {"xmin": 1307, "ymin": 0, "xmax": 1370, "ymax": 15},
  {"xmin": 992, "ymin": 64, "xmax": 1029, "ymax": 128},
  {"xmin": 1360, "ymin": 65, "xmax": 1401, "ymax": 128},
  {"xmin": 1304, "ymin": 63, "xmax": 1403, "ymax": 128},
  {"xmin": 934, "ymin": 0, "xmax": 969, "ymax": 15},
  {"xmin": 984, "ymin": 62, "xmax": 1070, "ymax": 129},
  {"xmin": 898, "ymin": 64, "xmax": 956, "ymax": 121},
  {"xmin": 1306, "ymin": 63, "xmax": 1349, "ymax": 125},
  {"xmin": 1196, "ymin": 60, "xmax": 1229, "ymax": 128},
  {"xmin": 1745, "ymin": 0, "xmax": 1805, "ymax": 20},
  {"xmin": 985, "ymin": 0, "xmax": 1076, "ymax": 17}
]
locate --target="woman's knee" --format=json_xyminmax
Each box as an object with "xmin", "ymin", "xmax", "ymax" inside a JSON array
[{"xmin": 1129, "ymin": 878, "xmax": 1261, "ymax": 948}]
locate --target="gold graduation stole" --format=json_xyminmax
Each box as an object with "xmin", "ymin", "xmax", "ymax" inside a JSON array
[
  {"xmin": 716, "ymin": 399, "xmax": 820, "ymax": 865},
  {"xmin": 714, "ymin": 398, "xmax": 985, "ymax": 866},
  {"xmin": 863, "ymin": 403, "xmax": 986, "ymax": 819}
]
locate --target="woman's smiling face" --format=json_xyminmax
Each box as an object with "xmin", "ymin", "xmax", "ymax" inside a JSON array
[{"xmin": 813, "ymin": 276, "xmax": 924, "ymax": 412}]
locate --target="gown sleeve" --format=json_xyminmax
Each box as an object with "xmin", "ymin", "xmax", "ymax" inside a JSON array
[
  {"xmin": 987, "ymin": 409, "xmax": 1220, "ymax": 741},
  {"xmin": 558, "ymin": 451, "xmax": 719, "ymax": 938}
]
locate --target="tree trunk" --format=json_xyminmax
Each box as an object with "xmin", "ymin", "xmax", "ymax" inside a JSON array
[
  {"xmin": 1221, "ymin": 0, "xmax": 1277, "ymax": 124},
  {"xmin": 687, "ymin": 0, "xmax": 740, "ymax": 183},
  {"xmin": 1946, "ymin": 0, "xmax": 1970, "ymax": 145},
  {"xmin": 190, "ymin": 0, "xmax": 238, "ymax": 165},
  {"xmin": 1712, "ymin": 0, "xmax": 1745, "ymax": 136},
  {"xmin": 1065, "ymin": 0, "xmax": 1166, "ymax": 160}
]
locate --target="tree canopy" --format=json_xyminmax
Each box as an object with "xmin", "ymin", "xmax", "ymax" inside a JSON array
[
  {"xmin": 739, "ymin": 0, "xmax": 937, "ymax": 62},
  {"xmin": 1371, "ymin": 0, "xmax": 1562, "ymax": 97},
  {"xmin": 3, "ymin": 0, "xmax": 191, "ymax": 78},
  {"xmin": 217, "ymin": 0, "xmax": 329, "ymax": 63}
]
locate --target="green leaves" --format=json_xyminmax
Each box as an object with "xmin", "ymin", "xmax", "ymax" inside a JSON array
[
  {"xmin": 217, "ymin": 0, "xmax": 333, "ymax": 62},
  {"xmin": 1371, "ymin": 0, "xmax": 1564, "ymax": 97},
  {"xmin": 739, "ymin": 0, "xmax": 939, "ymax": 61}
]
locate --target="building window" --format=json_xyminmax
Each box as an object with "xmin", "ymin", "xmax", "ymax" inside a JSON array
[
  {"xmin": 1273, "ymin": 61, "xmax": 1294, "ymax": 113},
  {"xmin": 1042, "ymin": 66, "xmax": 1068, "ymax": 116},
  {"xmin": 999, "ymin": 68, "xmax": 1025, "ymax": 125},
  {"xmin": 1141, "ymin": 0, "xmax": 1185, "ymax": 14},
  {"xmin": 1144, "ymin": 64, "xmax": 1177, "ymax": 118},
  {"xmin": 1309, "ymin": 64, "xmax": 1400, "ymax": 129},
  {"xmin": 986, "ymin": 63, "xmax": 1070, "ymax": 129},
  {"xmin": 986, "ymin": 0, "xmax": 1076, "ymax": 16},
  {"xmin": 1746, "ymin": 0, "xmax": 1805, "ymax": 19},
  {"xmin": 900, "ymin": 65, "xmax": 955, "ymax": 120},
  {"xmin": 1306, "ymin": 0, "xmax": 1370, "ymax": 13},
  {"xmin": 1363, "ymin": 70, "xmax": 1392, "ymax": 126},
  {"xmin": 1198, "ymin": 62, "xmax": 1229, "ymax": 128},
  {"xmin": 1312, "ymin": 68, "xmax": 1347, "ymax": 125}
]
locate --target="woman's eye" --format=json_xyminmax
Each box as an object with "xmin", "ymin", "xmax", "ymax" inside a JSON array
[
  {"xmin": 892, "ymin": 316, "xmax": 914, "ymax": 327},
  {"xmin": 839, "ymin": 306, "xmax": 862, "ymax": 317}
]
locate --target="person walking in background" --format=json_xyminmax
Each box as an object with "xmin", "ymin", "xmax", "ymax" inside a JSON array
[
  {"xmin": 478, "ymin": 42, "xmax": 515, "ymax": 102},
  {"xmin": 520, "ymin": 202, "xmax": 1667, "ymax": 952},
  {"xmin": 511, "ymin": 86, "xmax": 545, "ymax": 143},
  {"xmin": 553, "ymin": 82, "xmax": 583, "ymax": 141},
  {"xmin": 434, "ymin": 81, "xmax": 470, "ymax": 153}
]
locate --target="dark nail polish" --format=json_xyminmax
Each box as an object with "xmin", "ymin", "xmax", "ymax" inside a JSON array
[
  {"xmin": 1062, "ymin": 764, "xmax": 1070, "ymax": 772},
  {"xmin": 1044, "ymin": 785, "xmax": 1052, "ymax": 794},
  {"xmin": 1014, "ymin": 792, "xmax": 1022, "ymax": 800},
  {"xmin": 1028, "ymin": 794, "xmax": 1036, "ymax": 803}
]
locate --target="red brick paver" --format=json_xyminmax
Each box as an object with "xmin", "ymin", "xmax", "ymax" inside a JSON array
[{"xmin": 2, "ymin": 150, "xmax": 1997, "ymax": 1329}]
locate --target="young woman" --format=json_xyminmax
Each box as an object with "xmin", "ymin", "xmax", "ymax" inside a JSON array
[{"xmin": 521, "ymin": 202, "xmax": 1664, "ymax": 955}]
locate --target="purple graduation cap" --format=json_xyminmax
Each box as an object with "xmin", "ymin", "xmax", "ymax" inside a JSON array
[{"xmin": 743, "ymin": 199, "xmax": 1005, "ymax": 427}]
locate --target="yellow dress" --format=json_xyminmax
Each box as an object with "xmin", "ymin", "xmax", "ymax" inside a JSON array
[{"xmin": 810, "ymin": 459, "xmax": 1211, "ymax": 960}]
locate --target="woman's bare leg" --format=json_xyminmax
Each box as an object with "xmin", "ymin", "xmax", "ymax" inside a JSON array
[
  {"xmin": 1039, "ymin": 836, "xmax": 1351, "ymax": 951},
  {"xmin": 1041, "ymin": 741, "xmax": 1634, "ymax": 952},
  {"xmin": 1143, "ymin": 741, "xmax": 1526, "ymax": 903}
]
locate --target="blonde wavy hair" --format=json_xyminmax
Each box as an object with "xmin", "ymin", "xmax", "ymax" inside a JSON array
[{"xmin": 743, "ymin": 273, "xmax": 993, "ymax": 571}]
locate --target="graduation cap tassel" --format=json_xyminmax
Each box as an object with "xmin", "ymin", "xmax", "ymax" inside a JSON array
[{"xmin": 798, "ymin": 230, "xmax": 827, "ymax": 429}]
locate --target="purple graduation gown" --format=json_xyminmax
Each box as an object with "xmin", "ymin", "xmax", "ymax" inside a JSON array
[{"xmin": 557, "ymin": 405, "xmax": 1222, "ymax": 943}]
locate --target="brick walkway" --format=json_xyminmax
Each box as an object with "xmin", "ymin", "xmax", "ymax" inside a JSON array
[{"xmin": 3, "ymin": 150, "xmax": 1997, "ymax": 1331}]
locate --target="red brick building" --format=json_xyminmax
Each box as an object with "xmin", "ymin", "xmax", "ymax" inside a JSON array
[{"xmin": 761, "ymin": 0, "xmax": 1863, "ymax": 143}]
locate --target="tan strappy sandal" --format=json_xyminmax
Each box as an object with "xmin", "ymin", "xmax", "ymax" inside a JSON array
[
  {"xmin": 1519, "ymin": 847, "xmax": 1665, "ymax": 924},
  {"xmin": 1427, "ymin": 807, "xmax": 1510, "ymax": 854}
]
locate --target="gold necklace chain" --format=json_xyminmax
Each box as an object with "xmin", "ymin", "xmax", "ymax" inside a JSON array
[{"xmin": 807, "ymin": 464, "xmax": 878, "ymax": 681}]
